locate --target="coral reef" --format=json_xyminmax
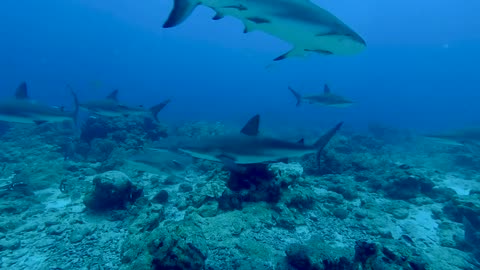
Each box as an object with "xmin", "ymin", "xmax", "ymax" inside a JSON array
[{"xmin": 0, "ymin": 120, "xmax": 478, "ymax": 269}]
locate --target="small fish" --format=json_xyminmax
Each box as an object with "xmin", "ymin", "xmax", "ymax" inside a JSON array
[
  {"xmin": 0, "ymin": 82, "xmax": 78, "ymax": 125},
  {"xmin": 289, "ymin": 84, "xmax": 353, "ymax": 107}
]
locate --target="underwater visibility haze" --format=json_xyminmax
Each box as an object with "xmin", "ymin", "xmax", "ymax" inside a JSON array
[{"xmin": 1, "ymin": 0, "xmax": 480, "ymax": 269}]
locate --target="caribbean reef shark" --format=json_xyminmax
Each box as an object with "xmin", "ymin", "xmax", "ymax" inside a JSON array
[
  {"xmin": 163, "ymin": 0, "xmax": 366, "ymax": 60},
  {"xmin": 79, "ymin": 89, "xmax": 171, "ymax": 122},
  {"xmin": 0, "ymin": 82, "xmax": 78, "ymax": 125},
  {"xmin": 157, "ymin": 114, "xmax": 342, "ymax": 167},
  {"xmin": 128, "ymin": 148, "xmax": 193, "ymax": 174},
  {"xmin": 289, "ymin": 84, "xmax": 353, "ymax": 107},
  {"xmin": 424, "ymin": 128, "xmax": 480, "ymax": 147}
]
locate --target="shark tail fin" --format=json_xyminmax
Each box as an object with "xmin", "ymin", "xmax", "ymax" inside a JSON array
[
  {"xmin": 313, "ymin": 122, "xmax": 343, "ymax": 162},
  {"xmin": 150, "ymin": 99, "xmax": 171, "ymax": 122},
  {"xmin": 163, "ymin": 0, "xmax": 200, "ymax": 28},
  {"xmin": 67, "ymin": 85, "xmax": 80, "ymax": 126},
  {"xmin": 288, "ymin": 86, "xmax": 302, "ymax": 107}
]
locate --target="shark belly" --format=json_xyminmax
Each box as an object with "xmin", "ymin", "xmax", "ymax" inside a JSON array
[{"xmin": 164, "ymin": 0, "xmax": 366, "ymax": 59}]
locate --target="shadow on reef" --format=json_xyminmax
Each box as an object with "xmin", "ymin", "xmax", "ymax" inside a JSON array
[{"xmin": 218, "ymin": 162, "xmax": 302, "ymax": 211}]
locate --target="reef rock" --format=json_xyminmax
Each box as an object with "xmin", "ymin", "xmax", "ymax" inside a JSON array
[{"xmin": 83, "ymin": 171, "xmax": 143, "ymax": 211}]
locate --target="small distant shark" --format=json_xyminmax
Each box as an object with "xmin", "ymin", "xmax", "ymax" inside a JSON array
[
  {"xmin": 0, "ymin": 82, "xmax": 78, "ymax": 125},
  {"xmin": 424, "ymin": 128, "xmax": 480, "ymax": 147},
  {"xmin": 128, "ymin": 148, "xmax": 193, "ymax": 174},
  {"xmin": 289, "ymin": 84, "xmax": 353, "ymax": 107},
  {"xmin": 79, "ymin": 89, "xmax": 171, "ymax": 121},
  {"xmin": 157, "ymin": 114, "xmax": 342, "ymax": 168},
  {"xmin": 163, "ymin": 0, "xmax": 366, "ymax": 60}
]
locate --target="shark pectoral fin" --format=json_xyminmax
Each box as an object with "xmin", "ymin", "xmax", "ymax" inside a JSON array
[
  {"xmin": 243, "ymin": 21, "xmax": 255, "ymax": 33},
  {"xmin": 274, "ymin": 48, "xmax": 306, "ymax": 61},
  {"xmin": 212, "ymin": 12, "xmax": 224, "ymax": 20},
  {"xmin": 240, "ymin": 114, "xmax": 260, "ymax": 136},
  {"xmin": 217, "ymin": 154, "xmax": 244, "ymax": 173},
  {"xmin": 297, "ymin": 138, "xmax": 305, "ymax": 145},
  {"xmin": 163, "ymin": 0, "xmax": 200, "ymax": 28},
  {"xmin": 107, "ymin": 89, "xmax": 119, "ymax": 101}
]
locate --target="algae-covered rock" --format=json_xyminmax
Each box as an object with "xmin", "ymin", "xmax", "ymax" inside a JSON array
[
  {"xmin": 122, "ymin": 219, "xmax": 208, "ymax": 270},
  {"xmin": 83, "ymin": 171, "xmax": 143, "ymax": 211}
]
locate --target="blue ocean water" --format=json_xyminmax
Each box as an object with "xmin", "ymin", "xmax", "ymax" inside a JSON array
[{"xmin": 0, "ymin": 0, "xmax": 479, "ymax": 133}]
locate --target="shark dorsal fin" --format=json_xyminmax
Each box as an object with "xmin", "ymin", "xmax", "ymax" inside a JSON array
[
  {"xmin": 241, "ymin": 114, "xmax": 260, "ymax": 136},
  {"xmin": 107, "ymin": 89, "xmax": 119, "ymax": 102},
  {"xmin": 297, "ymin": 138, "xmax": 305, "ymax": 145},
  {"xmin": 324, "ymin": 84, "xmax": 331, "ymax": 94},
  {"xmin": 15, "ymin": 82, "xmax": 29, "ymax": 99}
]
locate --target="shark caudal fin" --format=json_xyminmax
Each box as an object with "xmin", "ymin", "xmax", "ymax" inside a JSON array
[
  {"xmin": 313, "ymin": 122, "xmax": 343, "ymax": 163},
  {"xmin": 150, "ymin": 99, "xmax": 171, "ymax": 122},
  {"xmin": 66, "ymin": 85, "xmax": 80, "ymax": 126},
  {"xmin": 163, "ymin": 0, "xmax": 200, "ymax": 28},
  {"xmin": 288, "ymin": 86, "xmax": 302, "ymax": 107}
]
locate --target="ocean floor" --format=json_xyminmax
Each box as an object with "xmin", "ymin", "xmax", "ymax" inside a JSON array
[{"xmin": 0, "ymin": 119, "xmax": 479, "ymax": 270}]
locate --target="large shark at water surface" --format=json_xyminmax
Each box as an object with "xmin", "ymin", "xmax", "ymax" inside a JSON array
[
  {"xmin": 163, "ymin": 0, "xmax": 366, "ymax": 60},
  {"xmin": 79, "ymin": 89, "xmax": 171, "ymax": 122},
  {"xmin": 0, "ymin": 82, "xmax": 78, "ymax": 125},
  {"xmin": 154, "ymin": 114, "xmax": 342, "ymax": 167},
  {"xmin": 289, "ymin": 84, "xmax": 353, "ymax": 107}
]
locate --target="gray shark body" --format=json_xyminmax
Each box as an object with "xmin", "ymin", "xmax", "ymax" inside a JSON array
[
  {"xmin": 289, "ymin": 84, "xmax": 353, "ymax": 107},
  {"xmin": 163, "ymin": 0, "xmax": 366, "ymax": 60},
  {"xmin": 80, "ymin": 90, "xmax": 170, "ymax": 121},
  {"xmin": 158, "ymin": 114, "xmax": 342, "ymax": 166},
  {"xmin": 424, "ymin": 128, "xmax": 480, "ymax": 146},
  {"xmin": 0, "ymin": 82, "xmax": 78, "ymax": 125},
  {"xmin": 128, "ymin": 148, "xmax": 193, "ymax": 174}
]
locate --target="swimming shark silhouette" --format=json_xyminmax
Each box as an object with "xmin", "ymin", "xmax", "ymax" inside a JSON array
[
  {"xmin": 127, "ymin": 148, "xmax": 193, "ymax": 174},
  {"xmin": 0, "ymin": 82, "xmax": 78, "ymax": 125},
  {"xmin": 79, "ymin": 89, "xmax": 171, "ymax": 122},
  {"xmin": 424, "ymin": 128, "xmax": 480, "ymax": 147},
  {"xmin": 289, "ymin": 84, "xmax": 353, "ymax": 107},
  {"xmin": 162, "ymin": 0, "xmax": 366, "ymax": 60},
  {"xmin": 156, "ymin": 114, "xmax": 342, "ymax": 168}
]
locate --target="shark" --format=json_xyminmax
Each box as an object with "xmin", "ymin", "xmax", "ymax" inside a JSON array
[
  {"xmin": 0, "ymin": 82, "xmax": 79, "ymax": 125},
  {"xmin": 79, "ymin": 89, "xmax": 171, "ymax": 121},
  {"xmin": 162, "ymin": 0, "xmax": 366, "ymax": 60},
  {"xmin": 156, "ymin": 114, "xmax": 342, "ymax": 168},
  {"xmin": 288, "ymin": 84, "xmax": 353, "ymax": 107},
  {"xmin": 127, "ymin": 148, "xmax": 193, "ymax": 174},
  {"xmin": 424, "ymin": 128, "xmax": 480, "ymax": 147}
]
